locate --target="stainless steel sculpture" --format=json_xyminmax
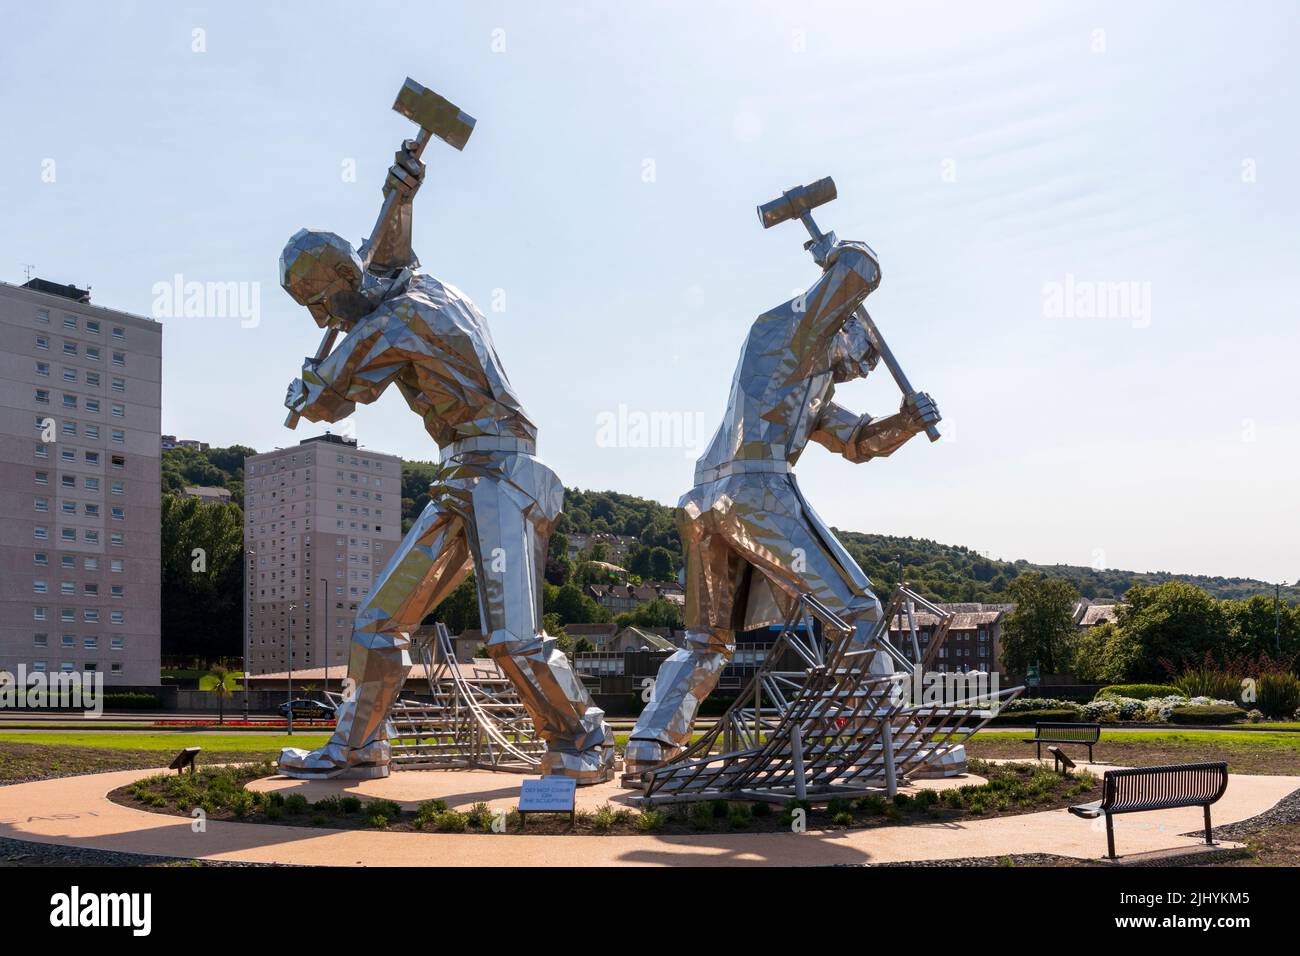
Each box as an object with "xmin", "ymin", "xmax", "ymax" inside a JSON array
[
  {"xmin": 625, "ymin": 177, "xmax": 943, "ymax": 777},
  {"xmin": 389, "ymin": 624, "xmax": 544, "ymax": 772},
  {"xmin": 636, "ymin": 589, "xmax": 1021, "ymax": 804},
  {"xmin": 277, "ymin": 79, "xmax": 612, "ymax": 782}
]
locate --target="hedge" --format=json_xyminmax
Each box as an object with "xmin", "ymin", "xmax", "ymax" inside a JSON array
[
  {"xmin": 101, "ymin": 692, "xmax": 162, "ymax": 709},
  {"xmin": 989, "ymin": 708, "xmax": 1079, "ymax": 725},
  {"xmin": 1168, "ymin": 704, "xmax": 1247, "ymax": 725},
  {"xmin": 1094, "ymin": 684, "xmax": 1182, "ymax": 701}
]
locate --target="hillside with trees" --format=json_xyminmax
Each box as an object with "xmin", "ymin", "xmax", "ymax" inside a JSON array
[{"xmin": 160, "ymin": 447, "xmax": 1298, "ymax": 667}]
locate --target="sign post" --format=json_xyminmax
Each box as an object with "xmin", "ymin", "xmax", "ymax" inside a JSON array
[{"xmin": 518, "ymin": 776, "xmax": 577, "ymax": 829}]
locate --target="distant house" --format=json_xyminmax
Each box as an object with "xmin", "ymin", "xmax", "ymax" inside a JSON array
[
  {"xmin": 607, "ymin": 626, "xmax": 677, "ymax": 654},
  {"xmin": 1073, "ymin": 600, "xmax": 1122, "ymax": 628},
  {"xmin": 162, "ymin": 435, "xmax": 209, "ymax": 451},
  {"xmin": 585, "ymin": 580, "xmax": 685, "ymax": 616},
  {"xmin": 179, "ymin": 485, "xmax": 231, "ymax": 503},
  {"xmin": 886, "ymin": 602, "xmax": 1011, "ymax": 676}
]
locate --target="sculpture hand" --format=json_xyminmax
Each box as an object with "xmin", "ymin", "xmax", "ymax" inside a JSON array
[
  {"xmin": 285, "ymin": 377, "xmax": 309, "ymax": 414},
  {"xmin": 385, "ymin": 139, "xmax": 426, "ymax": 200},
  {"xmin": 900, "ymin": 392, "xmax": 941, "ymax": 433}
]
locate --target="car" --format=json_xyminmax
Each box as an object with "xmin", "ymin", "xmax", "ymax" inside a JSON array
[{"xmin": 277, "ymin": 698, "xmax": 336, "ymax": 720}]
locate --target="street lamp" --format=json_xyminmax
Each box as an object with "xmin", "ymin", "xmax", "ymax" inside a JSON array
[
  {"xmin": 286, "ymin": 602, "xmax": 296, "ymax": 735},
  {"xmin": 242, "ymin": 549, "xmax": 255, "ymax": 720}
]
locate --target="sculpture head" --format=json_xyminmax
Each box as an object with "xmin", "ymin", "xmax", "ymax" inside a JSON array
[
  {"xmin": 830, "ymin": 314, "xmax": 880, "ymax": 383},
  {"xmin": 279, "ymin": 228, "xmax": 366, "ymax": 328}
]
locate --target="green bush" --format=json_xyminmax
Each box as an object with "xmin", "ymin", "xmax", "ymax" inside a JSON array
[
  {"xmin": 751, "ymin": 801, "xmax": 772, "ymax": 817},
  {"xmin": 466, "ymin": 801, "xmax": 495, "ymax": 830},
  {"xmin": 591, "ymin": 804, "xmax": 617, "ymax": 832},
  {"xmin": 826, "ymin": 796, "xmax": 853, "ymax": 816},
  {"xmin": 1173, "ymin": 666, "xmax": 1243, "ymax": 704},
  {"xmin": 264, "ymin": 804, "xmax": 283, "ymax": 821},
  {"xmin": 688, "ymin": 802, "xmax": 714, "ymax": 830},
  {"xmin": 283, "ymin": 794, "xmax": 309, "ymax": 815},
  {"xmin": 635, "ymin": 809, "xmax": 665, "ymax": 832},
  {"xmin": 433, "ymin": 810, "xmax": 468, "ymax": 833},
  {"xmin": 339, "ymin": 795, "xmax": 362, "ymax": 814},
  {"xmin": 312, "ymin": 796, "xmax": 342, "ymax": 815},
  {"xmin": 709, "ymin": 799, "xmax": 729, "ymax": 818},
  {"xmin": 1258, "ymin": 673, "xmax": 1300, "ymax": 719},
  {"xmin": 1169, "ymin": 704, "xmax": 1247, "ymax": 725},
  {"xmin": 101, "ymin": 692, "xmax": 162, "ymax": 709},
  {"xmin": 727, "ymin": 803, "xmax": 753, "ymax": 829},
  {"xmin": 1095, "ymin": 684, "xmax": 1181, "ymax": 700},
  {"xmin": 831, "ymin": 811, "xmax": 853, "ymax": 826},
  {"xmin": 854, "ymin": 795, "xmax": 888, "ymax": 816},
  {"xmin": 988, "ymin": 708, "xmax": 1079, "ymax": 725}
]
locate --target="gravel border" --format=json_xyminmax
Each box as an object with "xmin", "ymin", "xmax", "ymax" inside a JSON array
[{"xmin": 0, "ymin": 835, "xmax": 275, "ymax": 867}]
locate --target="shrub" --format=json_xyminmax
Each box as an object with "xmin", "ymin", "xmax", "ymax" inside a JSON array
[
  {"xmin": 313, "ymin": 796, "xmax": 342, "ymax": 815},
  {"xmin": 101, "ymin": 691, "xmax": 161, "ymax": 709},
  {"xmin": 709, "ymin": 799, "xmax": 729, "ymax": 818},
  {"xmin": 1002, "ymin": 698, "xmax": 1083, "ymax": 713},
  {"xmin": 265, "ymin": 791, "xmax": 285, "ymax": 808},
  {"xmin": 283, "ymin": 794, "xmax": 309, "ymax": 815},
  {"xmin": 635, "ymin": 809, "xmax": 665, "ymax": 832},
  {"xmin": 751, "ymin": 801, "xmax": 772, "ymax": 817},
  {"xmin": 591, "ymin": 804, "xmax": 618, "ymax": 832},
  {"xmin": 1172, "ymin": 664, "xmax": 1243, "ymax": 704},
  {"xmin": 854, "ymin": 795, "xmax": 888, "ymax": 816},
  {"xmin": 339, "ymin": 796, "xmax": 362, "ymax": 814},
  {"xmin": 1169, "ymin": 704, "xmax": 1247, "ymax": 725},
  {"xmin": 229, "ymin": 791, "xmax": 255, "ymax": 818},
  {"xmin": 826, "ymin": 797, "xmax": 853, "ymax": 816},
  {"xmin": 1082, "ymin": 697, "xmax": 1147, "ymax": 722},
  {"xmin": 1247, "ymin": 709, "xmax": 1265, "ymax": 723},
  {"xmin": 688, "ymin": 802, "xmax": 714, "ymax": 830},
  {"xmin": 466, "ymin": 802, "xmax": 494, "ymax": 830},
  {"xmin": 1258, "ymin": 672, "xmax": 1300, "ymax": 719},
  {"xmin": 892, "ymin": 793, "xmax": 912, "ymax": 809},
  {"xmin": 989, "ymin": 708, "xmax": 1079, "ymax": 725},
  {"xmin": 366, "ymin": 813, "xmax": 389, "ymax": 828},
  {"xmin": 728, "ymin": 804, "xmax": 753, "ymax": 829},
  {"xmin": 264, "ymin": 804, "xmax": 283, "ymax": 821},
  {"xmin": 434, "ymin": 810, "xmax": 468, "ymax": 833},
  {"xmin": 1095, "ymin": 684, "xmax": 1181, "ymax": 700},
  {"xmin": 310, "ymin": 814, "xmax": 327, "ymax": 826},
  {"xmin": 831, "ymin": 811, "xmax": 853, "ymax": 826}
]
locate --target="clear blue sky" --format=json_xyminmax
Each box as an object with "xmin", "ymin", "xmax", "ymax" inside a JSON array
[{"xmin": 2, "ymin": 1, "xmax": 1296, "ymax": 584}]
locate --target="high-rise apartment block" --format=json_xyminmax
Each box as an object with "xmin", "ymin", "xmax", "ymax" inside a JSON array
[
  {"xmin": 0, "ymin": 279, "xmax": 162, "ymax": 684},
  {"xmin": 243, "ymin": 433, "xmax": 402, "ymax": 675}
]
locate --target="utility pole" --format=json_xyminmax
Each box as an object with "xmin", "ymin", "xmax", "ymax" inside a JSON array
[{"xmin": 287, "ymin": 602, "xmax": 296, "ymax": 735}]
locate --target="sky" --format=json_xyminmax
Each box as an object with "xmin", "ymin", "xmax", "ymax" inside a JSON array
[{"xmin": 2, "ymin": 1, "xmax": 1297, "ymax": 584}]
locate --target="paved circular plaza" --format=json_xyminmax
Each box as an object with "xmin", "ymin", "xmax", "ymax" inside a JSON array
[{"xmin": 1, "ymin": 764, "xmax": 1294, "ymax": 866}]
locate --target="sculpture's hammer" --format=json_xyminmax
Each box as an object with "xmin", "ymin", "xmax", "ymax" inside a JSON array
[{"xmin": 757, "ymin": 176, "xmax": 941, "ymax": 442}]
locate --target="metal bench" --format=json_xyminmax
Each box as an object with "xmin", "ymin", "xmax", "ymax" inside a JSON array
[
  {"xmin": 1024, "ymin": 721, "xmax": 1100, "ymax": 761},
  {"xmin": 1068, "ymin": 761, "xmax": 1229, "ymax": 859}
]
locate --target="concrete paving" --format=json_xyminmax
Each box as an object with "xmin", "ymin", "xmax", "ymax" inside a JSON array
[{"xmin": 0, "ymin": 766, "xmax": 1293, "ymax": 867}]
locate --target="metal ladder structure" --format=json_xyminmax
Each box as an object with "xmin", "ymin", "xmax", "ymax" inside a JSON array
[
  {"xmin": 638, "ymin": 588, "xmax": 1022, "ymax": 805},
  {"xmin": 388, "ymin": 623, "xmax": 544, "ymax": 772}
]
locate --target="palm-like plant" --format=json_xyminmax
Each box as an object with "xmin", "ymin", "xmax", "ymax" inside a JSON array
[{"xmin": 199, "ymin": 663, "xmax": 242, "ymax": 725}]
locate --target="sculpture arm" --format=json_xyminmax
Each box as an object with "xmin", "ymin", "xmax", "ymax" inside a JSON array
[
  {"xmin": 359, "ymin": 141, "xmax": 425, "ymax": 275},
  {"xmin": 793, "ymin": 242, "xmax": 881, "ymax": 356},
  {"xmin": 288, "ymin": 311, "xmax": 408, "ymax": 423},
  {"xmin": 810, "ymin": 395, "xmax": 940, "ymax": 463}
]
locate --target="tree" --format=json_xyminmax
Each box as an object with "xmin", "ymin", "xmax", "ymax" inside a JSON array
[
  {"xmin": 648, "ymin": 546, "xmax": 675, "ymax": 581},
  {"xmin": 548, "ymin": 583, "xmax": 610, "ymax": 626},
  {"xmin": 425, "ymin": 576, "xmax": 480, "ymax": 634},
  {"xmin": 161, "ymin": 494, "xmax": 244, "ymax": 661},
  {"xmin": 614, "ymin": 598, "xmax": 684, "ymax": 631},
  {"xmin": 1068, "ymin": 622, "xmax": 1141, "ymax": 684},
  {"xmin": 1118, "ymin": 581, "xmax": 1228, "ymax": 679},
  {"xmin": 198, "ymin": 663, "xmax": 241, "ymax": 725},
  {"xmin": 998, "ymin": 572, "xmax": 1080, "ymax": 674}
]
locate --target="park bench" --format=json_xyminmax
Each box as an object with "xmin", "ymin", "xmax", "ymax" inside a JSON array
[
  {"xmin": 1069, "ymin": 761, "xmax": 1229, "ymax": 859},
  {"xmin": 1024, "ymin": 722, "xmax": 1100, "ymax": 761}
]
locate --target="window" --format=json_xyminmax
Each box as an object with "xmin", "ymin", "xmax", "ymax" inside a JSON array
[
  {"xmin": 62, "ymin": 316, "xmax": 77, "ymax": 330},
  {"xmin": 33, "ymin": 580, "xmax": 47, "ymax": 594},
  {"xmin": 85, "ymin": 451, "xmax": 99, "ymax": 465},
  {"xmin": 111, "ymin": 507, "xmax": 125, "ymax": 520},
  {"xmin": 36, "ymin": 309, "xmax": 49, "ymax": 323},
  {"xmin": 34, "ymin": 552, "xmax": 48, "ymax": 566},
  {"xmin": 111, "ymin": 429, "xmax": 125, "ymax": 444},
  {"xmin": 60, "ymin": 582, "xmax": 74, "ymax": 595},
  {"xmin": 86, "ymin": 372, "xmax": 100, "ymax": 386},
  {"xmin": 110, "ymin": 377, "xmax": 125, "ymax": 392},
  {"xmin": 34, "ymin": 471, "xmax": 48, "ymax": 485},
  {"xmin": 34, "ymin": 497, "xmax": 48, "ymax": 512},
  {"xmin": 35, "ymin": 361, "xmax": 49, "ymax": 376},
  {"xmin": 86, "ymin": 320, "xmax": 100, "ymax": 334},
  {"xmin": 60, "ymin": 500, "xmax": 76, "ymax": 515},
  {"xmin": 32, "ymin": 662, "xmax": 47, "ymax": 673},
  {"xmin": 110, "ymin": 584, "xmax": 124, "ymax": 598},
  {"xmin": 85, "ymin": 477, "xmax": 99, "ymax": 491},
  {"xmin": 60, "ymin": 663, "xmax": 75, "ymax": 674},
  {"xmin": 60, "ymin": 449, "xmax": 74, "ymax": 462},
  {"xmin": 34, "ymin": 634, "xmax": 48, "ymax": 648},
  {"xmin": 34, "ymin": 389, "xmax": 50, "ymax": 404},
  {"xmin": 60, "ymin": 528, "xmax": 75, "ymax": 542},
  {"xmin": 84, "ymin": 530, "xmax": 98, "ymax": 544},
  {"xmin": 111, "ymin": 454, "xmax": 125, "ymax": 469},
  {"xmin": 86, "ymin": 400, "xmax": 100, "ymax": 414},
  {"xmin": 112, "ymin": 326, "xmax": 125, "ymax": 341},
  {"xmin": 62, "ymin": 394, "xmax": 77, "ymax": 408},
  {"xmin": 62, "ymin": 341, "xmax": 77, "ymax": 356},
  {"xmin": 110, "ymin": 663, "xmax": 122, "ymax": 674},
  {"xmin": 111, "ymin": 403, "xmax": 124, "ymax": 418},
  {"xmin": 110, "ymin": 535, "xmax": 124, "ymax": 549},
  {"xmin": 111, "ymin": 351, "xmax": 125, "ymax": 367},
  {"xmin": 35, "ymin": 334, "xmax": 49, "ymax": 350},
  {"xmin": 33, "ymin": 607, "xmax": 47, "ymax": 621},
  {"xmin": 84, "ymin": 557, "xmax": 98, "ymax": 571},
  {"xmin": 63, "ymin": 367, "xmax": 77, "ymax": 382},
  {"xmin": 110, "ymin": 482, "xmax": 124, "ymax": 495},
  {"xmin": 34, "ymin": 444, "xmax": 48, "ymax": 458},
  {"xmin": 34, "ymin": 526, "xmax": 48, "ymax": 540},
  {"xmin": 84, "ymin": 610, "xmax": 100, "ymax": 623},
  {"xmin": 60, "ymin": 556, "xmax": 74, "ymax": 569},
  {"xmin": 110, "ymin": 611, "xmax": 124, "ymax": 625},
  {"xmin": 84, "ymin": 504, "xmax": 100, "ymax": 517},
  {"xmin": 61, "ymin": 635, "xmax": 74, "ymax": 648},
  {"xmin": 84, "ymin": 637, "xmax": 98, "ymax": 650},
  {"xmin": 63, "ymin": 421, "xmax": 77, "ymax": 436},
  {"xmin": 110, "ymin": 558, "xmax": 124, "ymax": 572},
  {"xmin": 86, "ymin": 346, "xmax": 100, "ymax": 361},
  {"xmin": 61, "ymin": 475, "xmax": 75, "ymax": 489}
]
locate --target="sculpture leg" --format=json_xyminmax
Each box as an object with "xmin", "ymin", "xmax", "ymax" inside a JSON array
[
  {"xmin": 625, "ymin": 503, "xmax": 742, "ymax": 776},
  {"xmin": 278, "ymin": 499, "xmax": 471, "ymax": 778},
  {"xmin": 466, "ymin": 463, "xmax": 613, "ymax": 783}
]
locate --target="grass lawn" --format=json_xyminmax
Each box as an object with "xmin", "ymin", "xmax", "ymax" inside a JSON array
[
  {"xmin": 0, "ymin": 732, "xmax": 329, "ymax": 752},
  {"xmin": 968, "ymin": 729, "xmax": 1300, "ymax": 775}
]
